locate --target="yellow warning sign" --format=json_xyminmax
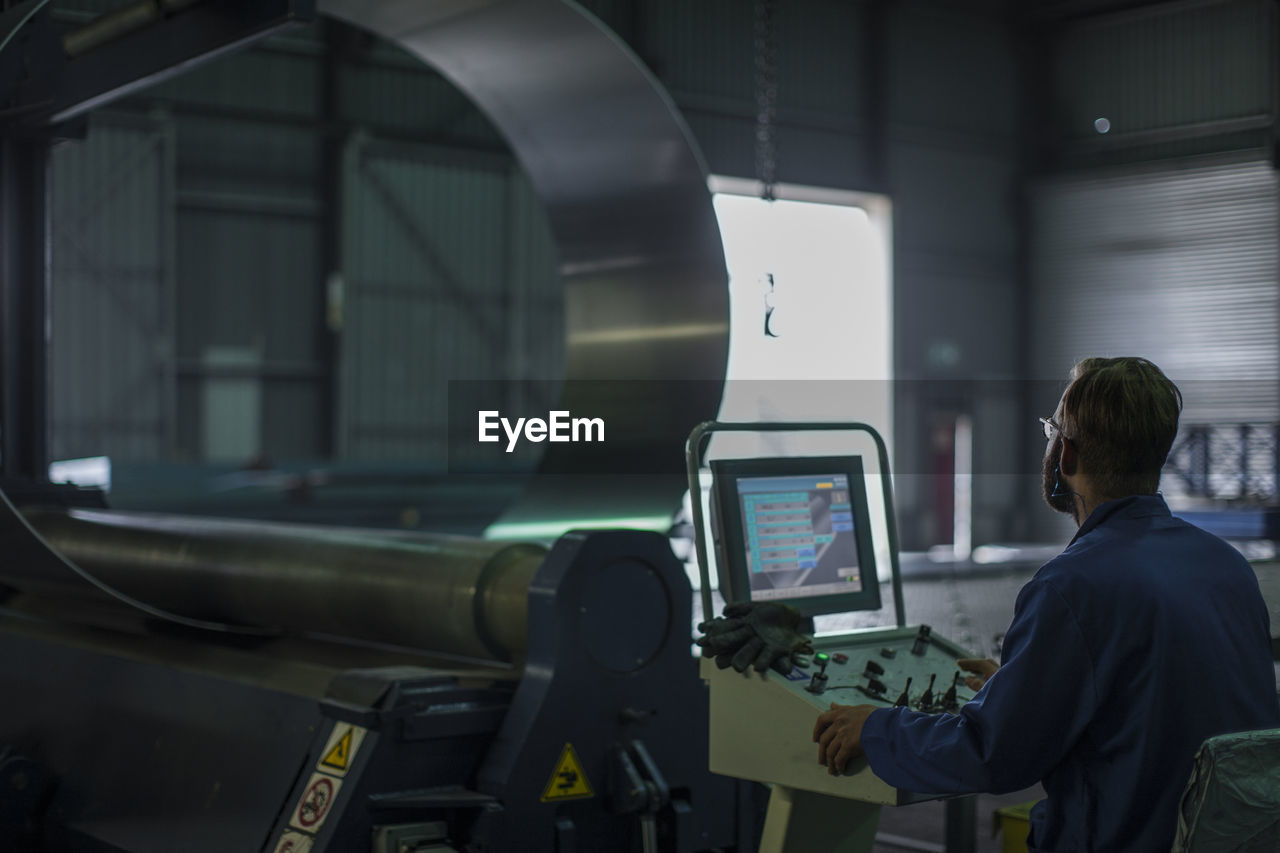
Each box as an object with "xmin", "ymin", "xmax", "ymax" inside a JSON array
[
  {"xmin": 321, "ymin": 729, "xmax": 352, "ymax": 771},
  {"xmin": 316, "ymin": 723, "xmax": 366, "ymax": 777},
  {"xmin": 540, "ymin": 743, "xmax": 594, "ymax": 802}
]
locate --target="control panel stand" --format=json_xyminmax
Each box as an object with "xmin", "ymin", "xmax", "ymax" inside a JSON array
[
  {"xmin": 686, "ymin": 423, "xmax": 976, "ymax": 853},
  {"xmin": 759, "ymin": 785, "xmax": 879, "ymax": 853}
]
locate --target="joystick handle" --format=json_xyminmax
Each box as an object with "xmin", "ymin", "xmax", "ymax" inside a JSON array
[
  {"xmin": 894, "ymin": 677, "xmax": 913, "ymax": 708},
  {"xmin": 917, "ymin": 672, "xmax": 937, "ymax": 708}
]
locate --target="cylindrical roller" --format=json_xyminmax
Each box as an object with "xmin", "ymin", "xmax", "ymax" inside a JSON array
[
  {"xmin": 5, "ymin": 508, "xmax": 545, "ymax": 663},
  {"xmin": 62, "ymin": 0, "xmax": 205, "ymax": 59}
]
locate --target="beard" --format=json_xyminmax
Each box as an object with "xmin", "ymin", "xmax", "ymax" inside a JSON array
[{"xmin": 1042, "ymin": 439, "xmax": 1077, "ymax": 515}]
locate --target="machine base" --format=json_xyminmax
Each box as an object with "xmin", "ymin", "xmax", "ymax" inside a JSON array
[{"xmin": 760, "ymin": 785, "xmax": 880, "ymax": 853}]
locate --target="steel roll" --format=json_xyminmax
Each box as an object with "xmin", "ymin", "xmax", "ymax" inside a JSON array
[
  {"xmin": 5, "ymin": 508, "xmax": 545, "ymax": 663},
  {"xmin": 317, "ymin": 0, "xmax": 730, "ymax": 535}
]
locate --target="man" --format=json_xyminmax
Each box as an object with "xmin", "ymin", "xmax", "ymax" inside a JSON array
[{"xmin": 805, "ymin": 358, "xmax": 1278, "ymax": 851}]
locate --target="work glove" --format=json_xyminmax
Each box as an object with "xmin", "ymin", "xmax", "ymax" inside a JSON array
[{"xmin": 696, "ymin": 601, "xmax": 814, "ymax": 676}]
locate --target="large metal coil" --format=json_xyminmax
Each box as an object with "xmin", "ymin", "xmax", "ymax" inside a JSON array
[{"xmin": 3, "ymin": 508, "xmax": 545, "ymax": 664}]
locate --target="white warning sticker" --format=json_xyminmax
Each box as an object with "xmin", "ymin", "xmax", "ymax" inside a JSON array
[
  {"xmin": 289, "ymin": 772, "xmax": 343, "ymax": 835},
  {"xmin": 273, "ymin": 831, "xmax": 314, "ymax": 853},
  {"xmin": 317, "ymin": 723, "xmax": 367, "ymax": 777}
]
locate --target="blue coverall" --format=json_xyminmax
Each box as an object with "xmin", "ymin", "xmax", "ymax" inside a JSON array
[{"xmin": 860, "ymin": 495, "xmax": 1280, "ymax": 852}]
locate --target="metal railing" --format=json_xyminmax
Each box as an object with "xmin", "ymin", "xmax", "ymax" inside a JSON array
[{"xmin": 1163, "ymin": 424, "xmax": 1280, "ymax": 502}]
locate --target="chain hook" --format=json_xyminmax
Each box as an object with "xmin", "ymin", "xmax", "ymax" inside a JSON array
[{"xmin": 753, "ymin": 0, "xmax": 778, "ymax": 201}]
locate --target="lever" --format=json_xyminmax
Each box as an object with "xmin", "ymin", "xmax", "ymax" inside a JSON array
[
  {"xmin": 942, "ymin": 672, "xmax": 961, "ymax": 713},
  {"xmin": 893, "ymin": 677, "xmax": 913, "ymax": 708},
  {"xmin": 916, "ymin": 673, "xmax": 937, "ymax": 709}
]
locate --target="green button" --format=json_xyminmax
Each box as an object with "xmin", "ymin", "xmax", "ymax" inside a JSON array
[{"xmin": 815, "ymin": 653, "xmax": 830, "ymax": 663}]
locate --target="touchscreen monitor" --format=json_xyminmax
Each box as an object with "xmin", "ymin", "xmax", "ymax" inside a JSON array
[{"xmin": 710, "ymin": 455, "xmax": 881, "ymax": 616}]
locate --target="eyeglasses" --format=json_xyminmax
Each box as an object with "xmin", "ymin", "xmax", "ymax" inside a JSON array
[{"xmin": 1039, "ymin": 416, "xmax": 1062, "ymax": 440}]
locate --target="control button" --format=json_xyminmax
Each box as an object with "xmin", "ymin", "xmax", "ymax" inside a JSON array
[
  {"xmin": 866, "ymin": 678, "xmax": 886, "ymax": 695},
  {"xmin": 807, "ymin": 672, "xmax": 829, "ymax": 695},
  {"xmin": 911, "ymin": 625, "xmax": 933, "ymax": 656},
  {"xmin": 831, "ymin": 653, "xmax": 848, "ymax": 665},
  {"xmin": 879, "ymin": 647, "xmax": 897, "ymax": 659},
  {"xmin": 863, "ymin": 660, "xmax": 885, "ymax": 677},
  {"xmin": 814, "ymin": 653, "xmax": 830, "ymax": 673}
]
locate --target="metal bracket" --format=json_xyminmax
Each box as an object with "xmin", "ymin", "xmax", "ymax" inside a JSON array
[
  {"xmin": 371, "ymin": 820, "xmax": 450, "ymax": 853},
  {"xmin": 610, "ymin": 739, "xmax": 669, "ymax": 816},
  {"xmin": 609, "ymin": 739, "xmax": 672, "ymax": 853}
]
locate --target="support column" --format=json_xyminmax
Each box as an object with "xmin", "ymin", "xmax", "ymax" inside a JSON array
[
  {"xmin": 944, "ymin": 796, "xmax": 978, "ymax": 853},
  {"xmin": 0, "ymin": 134, "xmax": 51, "ymax": 482},
  {"xmin": 318, "ymin": 19, "xmax": 347, "ymax": 459}
]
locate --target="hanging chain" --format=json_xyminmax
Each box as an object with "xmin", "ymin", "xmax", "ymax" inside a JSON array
[{"xmin": 753, "ymin": 0, "xmax": 778, "ymax": 201}]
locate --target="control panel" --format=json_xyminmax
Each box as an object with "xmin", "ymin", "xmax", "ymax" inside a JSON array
[{"xmin": 702, "ymin": 623, "xmax": 976, "ymax": 805}]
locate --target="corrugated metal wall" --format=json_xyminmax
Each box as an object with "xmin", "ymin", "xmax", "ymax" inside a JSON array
[
  {"xmin": 48, "ymin": 113, "xmax": 174, "ymax": 463},
  {"xmin": 605, "ymin": 0, "xmax": 876, "ymax": 189},
  {"xmin": 1032, "ymin": 159, "xmax": 1279, "ymax": 415},
  {"xmin": 885, "ymin": 2, "xmax": 1023, "ymax": 547},
  {"xmin": 338, "ymin": 138, "xmax": 561, "ymax": 464},
  {"xmin": 340, "ymin": 43, "xmax": 505, "ymax": 146},
  {"xmin": 50, "ymin": 21, "xmax": 527, "ymax": 465},
  {"xmin": 1030, "ymin": 157, "xmax": 1280, "ymax": 534},
  {"xmin": 1028, "ymin": 0, "xmax": 1280, "ymax": 536},
  {"xmin": 44, "ymin": 1, "xmax": 1024, "ymax": 542},
  {"xmin": 171, "ymin": 105, "xmax": 326, "ymax": 461},
  {"xmin": 1052, "ymin": 0, "xmax": 1276, "ymax": 168},
  {"xmin": 41, "ymin": 0, "xmax": 1280, "ymax": 543},
  {"xmin": 579, "ymin": 0, "xmax": 1025, "ymax": 547}
]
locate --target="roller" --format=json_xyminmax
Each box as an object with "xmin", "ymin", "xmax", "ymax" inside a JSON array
[{"xmin": 1, "ymin": 508, "xmax": 545, "ymax": 664}]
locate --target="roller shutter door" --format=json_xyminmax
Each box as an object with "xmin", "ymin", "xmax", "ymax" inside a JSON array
[{"xmin": 1030, "ymin": 159, "xmax": 1279, "ymax": 424}]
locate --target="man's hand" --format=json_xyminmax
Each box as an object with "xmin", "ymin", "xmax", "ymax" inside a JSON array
[
  {"xmin": 957, "ymin": 657, "xmax": 999, "ymax": 691},
  {"xmin": 696, "ymin": 601, "xmax": 814, "ymax": 676},
  {"xmin": 813, "ymin": 703, "xmax": 876, "ymax": 775}
]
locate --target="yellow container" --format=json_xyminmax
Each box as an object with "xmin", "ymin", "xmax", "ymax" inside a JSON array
[{"xmin": 992, "ymin": 801, "xmax": 1037, "ymax": 853}]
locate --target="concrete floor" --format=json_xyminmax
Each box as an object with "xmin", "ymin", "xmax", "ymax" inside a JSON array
[{"xmin": 872, "ymin": 786, "xmax": 1045, "ymax": 853}]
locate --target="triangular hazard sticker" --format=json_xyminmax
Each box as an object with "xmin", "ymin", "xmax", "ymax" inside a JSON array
[
  {"xmin": 540, "ymin": 743, "xmax": 594, "ymax": 802},
  {"xmin": 320, "ymin": 727, "xmax": 353, "ymax": 772}
]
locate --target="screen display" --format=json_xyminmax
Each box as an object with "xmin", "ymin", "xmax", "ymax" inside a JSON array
[{"xmin": 736, "ymin": 473, "xmax": 864, "ymax": 602}]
